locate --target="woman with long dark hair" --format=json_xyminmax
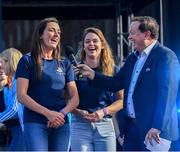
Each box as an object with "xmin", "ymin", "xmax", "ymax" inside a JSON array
[{"xmin": 15, "ymin": 17, "xmax": 79, "ymax": 151}]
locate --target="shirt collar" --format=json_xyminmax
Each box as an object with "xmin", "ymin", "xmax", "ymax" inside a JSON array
[
  {"xmin": 143, "ymin": 40, "xmax": 157, "ymax": 56},
  {"xmin": 133, "ymin": 40, "xmax": 157, "ymax": 57}
]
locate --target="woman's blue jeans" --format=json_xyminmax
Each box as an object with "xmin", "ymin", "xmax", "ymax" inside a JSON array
[
  {"xmin": 24, "ymin": 122, "xmax": 70, "ymax": 151},
  {"xmin": 70, "ymin": 114, "xmax": 116, "ymax": 151},
  {"xmin": 9, "ymin": 125, "xmax": 26, "ymax": 151}
]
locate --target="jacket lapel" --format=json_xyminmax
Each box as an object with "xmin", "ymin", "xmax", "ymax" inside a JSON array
[
  {"xmin": 134, "ymin": 42, "xmax": 160, "ymax": 91},
  {"xmin": 126, "ymin": 53, "xmax": 138, "ymax": 91}
]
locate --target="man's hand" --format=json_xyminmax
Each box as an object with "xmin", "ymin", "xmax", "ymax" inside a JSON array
[
  {"xmin": 145, "ymin": 128, "xmax": 161, "ymax": 145},
  {"xmin": 117, "ymin": 135, "xmax": 124, "ymax": 146},
  {"xmin": 77, "ymin": 64, "xmax": 95, "ymax": 80}
]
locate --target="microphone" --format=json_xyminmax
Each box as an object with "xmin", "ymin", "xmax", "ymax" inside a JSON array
[
  {"xmin": 65, "ymin": 46, "xmax": 83, "ymax": 79},
  {"xmin": 65, "ymin": 46, "xmax": 78, "ymax": 66}
]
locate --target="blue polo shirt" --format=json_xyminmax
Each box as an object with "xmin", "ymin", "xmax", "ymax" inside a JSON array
[{"xmin": 15, "ymin": 54, "xmax": 74, "ymax": 124}]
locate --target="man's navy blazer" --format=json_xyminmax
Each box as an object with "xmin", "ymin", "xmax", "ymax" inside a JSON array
[{"xmin": 92, "ymin": 42, "xmax": 180, "ymax": 141}]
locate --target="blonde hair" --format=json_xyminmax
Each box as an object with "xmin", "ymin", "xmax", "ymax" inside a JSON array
[
  {"xmin": 81, "ymin": 27, "xmax": 115, "ymax": 76},
  {"xmin": 0, "ymin": 48, "xmax": 22, "ymax": 75}
]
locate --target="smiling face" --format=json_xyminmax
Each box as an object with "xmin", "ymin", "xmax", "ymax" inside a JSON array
[
  {"xmin": 41, "ymin": 22, "xmax": 61, "ymax": 51},
  {"xmin": 128, "ymin": 21, "xmax": 146, "ymax": 51},
  {"xmin": 0, "ymin": 48, "xmax": 22, "ymax": 76},
  {"xmin": 0, "ymin": 57, "xmax": 10, "ymax": 75},
  {"xmin": 84, "ymin": 32, "xmax": 102, "ymax": 59}
]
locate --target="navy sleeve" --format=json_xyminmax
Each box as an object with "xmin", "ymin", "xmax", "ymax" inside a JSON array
[
  {"xmin": 15, "ymin": 55, "xmax": 32, "ymax": 80},
  {"xmin": 110, "ymin": 65, "xmax": 121, "ymax": 103},
  {"xmin": 91, "ymin": 65, "xmax": 124, "ymax": 92}
]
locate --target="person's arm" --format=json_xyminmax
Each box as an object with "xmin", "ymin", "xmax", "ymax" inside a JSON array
[
  {"xmin": 0, "ymin": 76, "xmax": 19, "ymax": 122},
  {"xmin": 0, "ymin": 90, "xmax": 18, "ymax": 122},
  {"xmin": 78, "ymin": 64, "xmax": 124, "ymax": 92},
  {"xmin": 112, "ymin": 113, "xmax": 124, "ymax": 146},
  {"xmin": 64, "ymin": 87, "xmax": 87, "ymax": 117},
  {"xmin": 48, "ymin": 81, "xmax": 79, "ymax": 128},
  {"xmin": 104, "ymin": 90, "xmax": 123, "ymax": 115},
  {"xmin": 60, "ymin": 81, "xmax": 79, "ymax": 116},
  {"xmin": 84, "ymin": 90, "xmax": 124, "ymax": 122},
  {"xmin": 95, "ymin": 90, "xmax": 123, "ymax": 119},
  {"xmin": 72, "ymin": 108, "xmax": 89, "ymax": 117},
  {"xmin": 16, "ymin": 77, "xmax": 65, "ymax": 127}
]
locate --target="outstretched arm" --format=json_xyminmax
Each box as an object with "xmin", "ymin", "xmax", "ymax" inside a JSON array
[{"xmin": 77, "ymin": 64, "xmax": 124, "ymax": 92}]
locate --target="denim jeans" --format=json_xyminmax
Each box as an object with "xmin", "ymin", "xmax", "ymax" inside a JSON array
[
  {"xmin": 24, "ymin": 122, "xmax": 70, "ymax": 151},
  {"xmin": 9, "ymin": 125, "xmax": 26, "ymax": 151},
  {"xmin": 70, "ymin": 114, "xmax": 116, "ymax": 151}
]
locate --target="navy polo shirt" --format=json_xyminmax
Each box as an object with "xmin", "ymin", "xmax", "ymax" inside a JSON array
[{"xmin": 15, "ymin": 54, "xmax": 74, "ymax": 124}]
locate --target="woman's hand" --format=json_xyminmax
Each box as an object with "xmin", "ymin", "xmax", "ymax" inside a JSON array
[
  {"xmin": 83, "ymin": 109, "xmax": 104, "ymax": 122},
  {"xmin": 46, "ymin": 110, "xmax": 65, "ymax": 128},
  {"xmin": 72, "ymin": 109, "xmax": 89, "ymax": 118}
]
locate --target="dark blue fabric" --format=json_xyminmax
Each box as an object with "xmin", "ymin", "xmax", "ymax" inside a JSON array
[
  {"xmin": 0, "ymin": 90, "xmax": 20, "ymax": 127},
  {"xmin": 91, "ymin": 42, "xmax": 180, "ymax": 141},
  {"xmin": 15, "ymin": 54, "xmax": 74, "ymax": 124},
  {"xmin": 76, "ymin": 64, "xmax": 119, "ymax": 113},
  {"xmin": 0, "ymin": 90, "xmax": 5, "ymax": 112},
  {"xmin": 122, "ymin": 117, "xmax": 148, "ymax": 151}
]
